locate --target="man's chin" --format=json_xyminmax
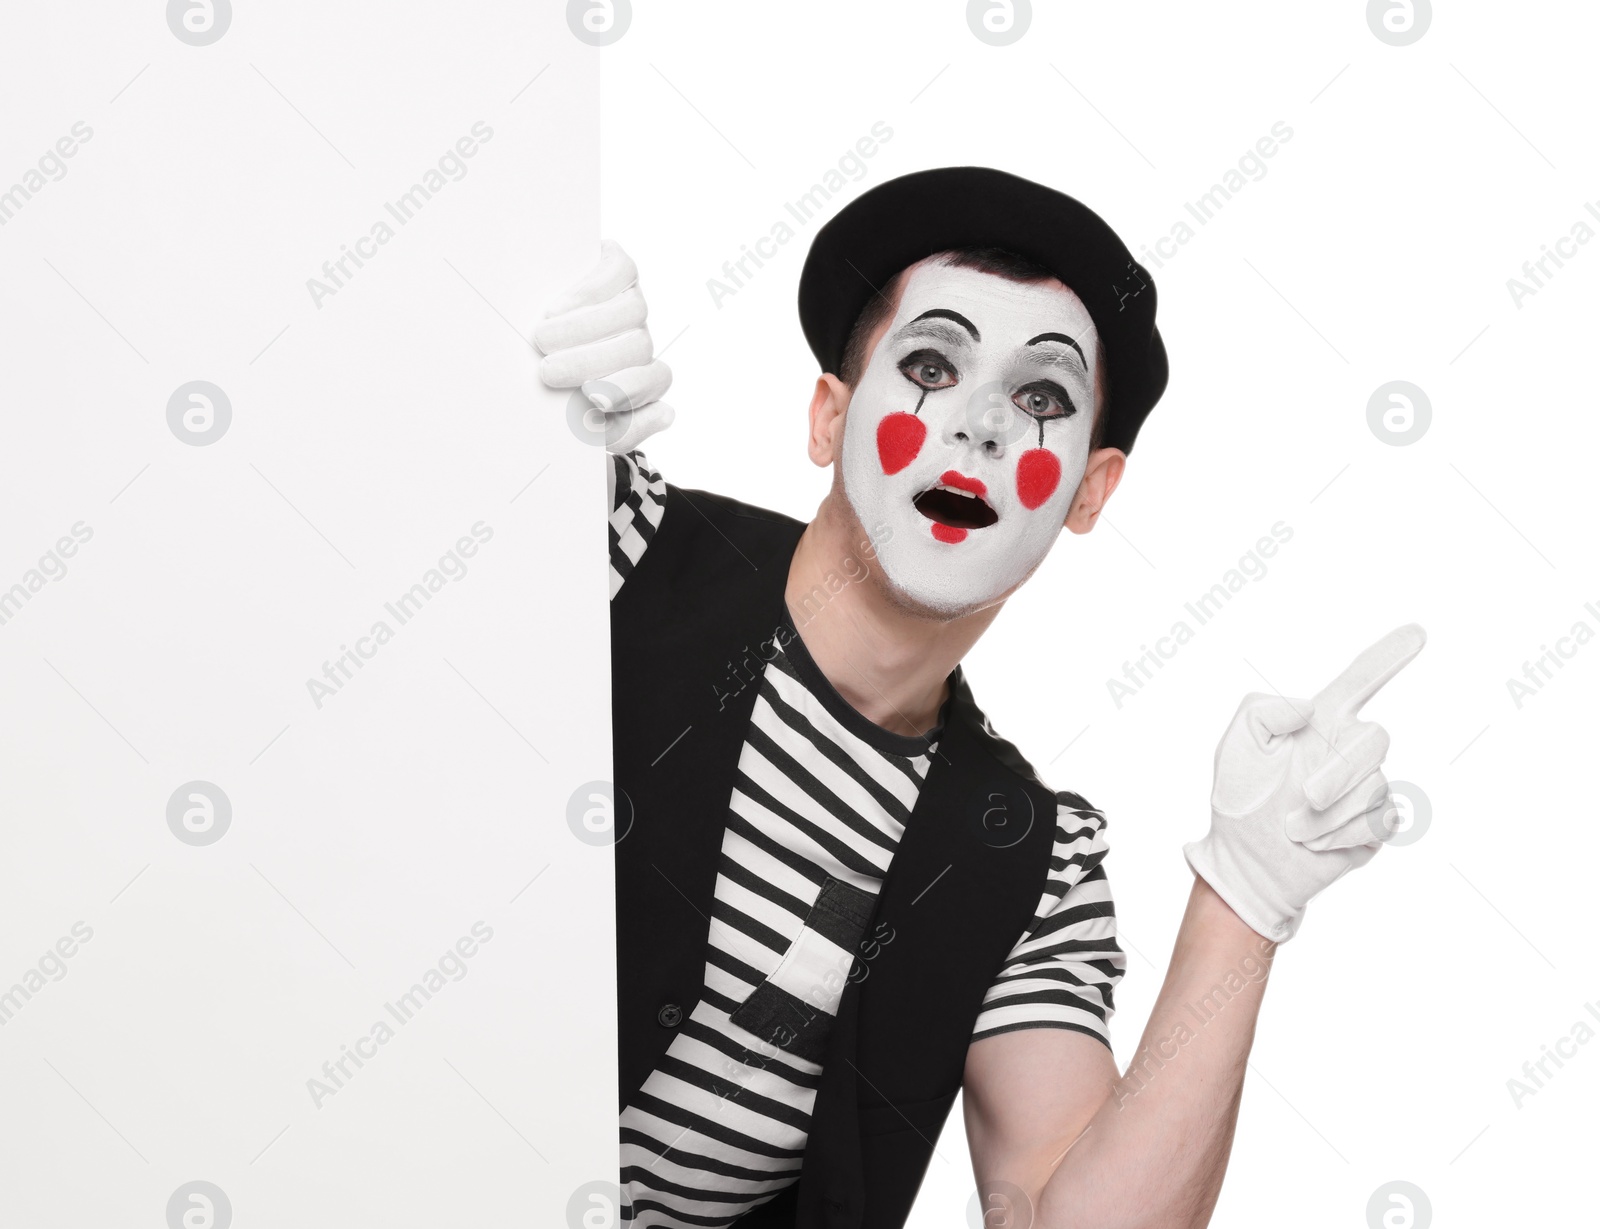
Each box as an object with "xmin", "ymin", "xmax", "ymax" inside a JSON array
[
  {"xmin": 870, "ymin": 549, "xmax": 1013, "ymax": 623},
  {"xmin": 872, "ymin": 514, "xmax": 1071, "ymax": 622}
]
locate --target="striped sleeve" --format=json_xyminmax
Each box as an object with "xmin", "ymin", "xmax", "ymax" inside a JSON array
[
  {"xmin": 609, "ymin": 448, "xmax": 667, "ymax": 600},
  {"xmin": 969, "ymin": 794, "xmax": 1126, "ymax": 1048}
]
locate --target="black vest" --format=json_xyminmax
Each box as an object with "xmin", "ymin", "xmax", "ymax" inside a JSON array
[{"xmin": 611, "ymin": 483, "xmax": 1065, "ymax": 1229}]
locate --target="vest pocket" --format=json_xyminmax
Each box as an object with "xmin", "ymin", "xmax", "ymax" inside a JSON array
[{"xmin": 727, "ymin": 875, "xmax": 875, "ymax": 1064}]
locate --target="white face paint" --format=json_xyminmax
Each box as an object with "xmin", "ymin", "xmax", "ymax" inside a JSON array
[{"xmin": 840, "ymin": 260, "xmax": 1101, "ymax": 617}]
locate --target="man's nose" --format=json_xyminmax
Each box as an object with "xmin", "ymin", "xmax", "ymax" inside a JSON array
[{"xmin": 942, "ymin": 382, "xmax": 1016, "ymax": 456}]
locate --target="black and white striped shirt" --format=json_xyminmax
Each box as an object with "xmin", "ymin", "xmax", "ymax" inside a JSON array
[{"xmin": 610, "ymin": 450, "xmax": 1124, "ymax": 1227}]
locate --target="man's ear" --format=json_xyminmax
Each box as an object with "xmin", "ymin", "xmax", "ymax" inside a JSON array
[
  {"xmin": 807, "ymin": 373, "xmax": 852, "ymax": 467},
  {"xmin": 1065, "ymin": 447, "xmax": 1127, "ymax": 534}
]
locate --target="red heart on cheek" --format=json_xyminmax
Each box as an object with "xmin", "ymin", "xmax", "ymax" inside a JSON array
[
  {"xmin": 876, "ymin": 412, "xmax": 926, "ymax": 475},
  {"xmin": 1016, "ymin": 448, "xmax": 1061, "ymax": 510}
]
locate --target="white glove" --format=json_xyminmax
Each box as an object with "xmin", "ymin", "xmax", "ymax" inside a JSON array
[
  {"xmin": 1183, "ymin": 624, "xmax": 1427, "ymax": 942},
  {"xmin": 533, "ymin": 239, "xmax": 675, "ymax": 456}
]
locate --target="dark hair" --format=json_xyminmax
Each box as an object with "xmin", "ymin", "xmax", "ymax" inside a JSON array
[{"xmin": 835, "ymin": 245, "xmax": 1110, "ymax": 448}]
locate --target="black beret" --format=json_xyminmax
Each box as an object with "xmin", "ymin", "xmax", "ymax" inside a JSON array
[{"xmin": 797, "ymin": 166, "xmax": 1169, "ymax": 454}]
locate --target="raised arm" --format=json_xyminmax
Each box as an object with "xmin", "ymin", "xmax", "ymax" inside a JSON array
[
  {"xmin": 965, "ymin": 875, "xmax": 1269, "ymax": 1229},
  {"xmin": 964, "ymin": 625, "xmax": 1427, "ymax": 1229},
  {"xmin": 533, "ymin": 239, "xmax": 675, "ymax": 596}
]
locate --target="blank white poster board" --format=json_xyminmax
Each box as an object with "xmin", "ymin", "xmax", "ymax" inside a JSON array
[{"xmin": 0, "ymin": 5, "xmax": 612, "ymax": 1225}]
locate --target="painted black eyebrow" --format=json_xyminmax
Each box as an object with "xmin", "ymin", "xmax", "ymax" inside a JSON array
[
  {"xmin": 1026, "ymin": 332, "xmax": 1086, "ymax": 366},
  {"xmin": 911, "ymin": 308, "xmax": 980, "ymax": 342}
]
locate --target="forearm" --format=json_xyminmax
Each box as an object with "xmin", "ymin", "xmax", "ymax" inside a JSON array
[
  {"xmin": 604, "ymin": 448, "xmax": 667, "ymax": 601},
  {"xmin": 1038, "ymin": 876, "xmax": 1274, "ymax": 1229}
]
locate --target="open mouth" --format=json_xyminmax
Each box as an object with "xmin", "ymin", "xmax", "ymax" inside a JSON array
[{"xmin": 913, "ymin": 470, "xmax": 998, "ymax": 531}]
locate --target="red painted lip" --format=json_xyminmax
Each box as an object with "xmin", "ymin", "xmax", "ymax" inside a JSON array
[{"xmin": 938, "ymin": 470, "xmax": 987, "ymax": 497}]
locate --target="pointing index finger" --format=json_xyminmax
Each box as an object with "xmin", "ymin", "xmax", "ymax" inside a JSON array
[{"xmin": 1311, "ymin": 623, "xmax": 1427, "ymax": 719}]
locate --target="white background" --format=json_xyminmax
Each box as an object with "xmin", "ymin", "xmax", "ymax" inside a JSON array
[
  {"xmin": 0, "ymin": 4, "xmax": 612, "ymax": 1227},
  {"xmin": 602, "ymin": 1, "xmax": 1598, "ymax": 1225}
]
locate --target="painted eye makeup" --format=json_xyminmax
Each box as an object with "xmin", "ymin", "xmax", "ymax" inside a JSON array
[
  {"xmin": 1012, "ymin": 380, "xmax": 1077, "ymax": 421},
  {"xmin": 898, "ymin": 348, "xmax": 958, "ymax": 391}
]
